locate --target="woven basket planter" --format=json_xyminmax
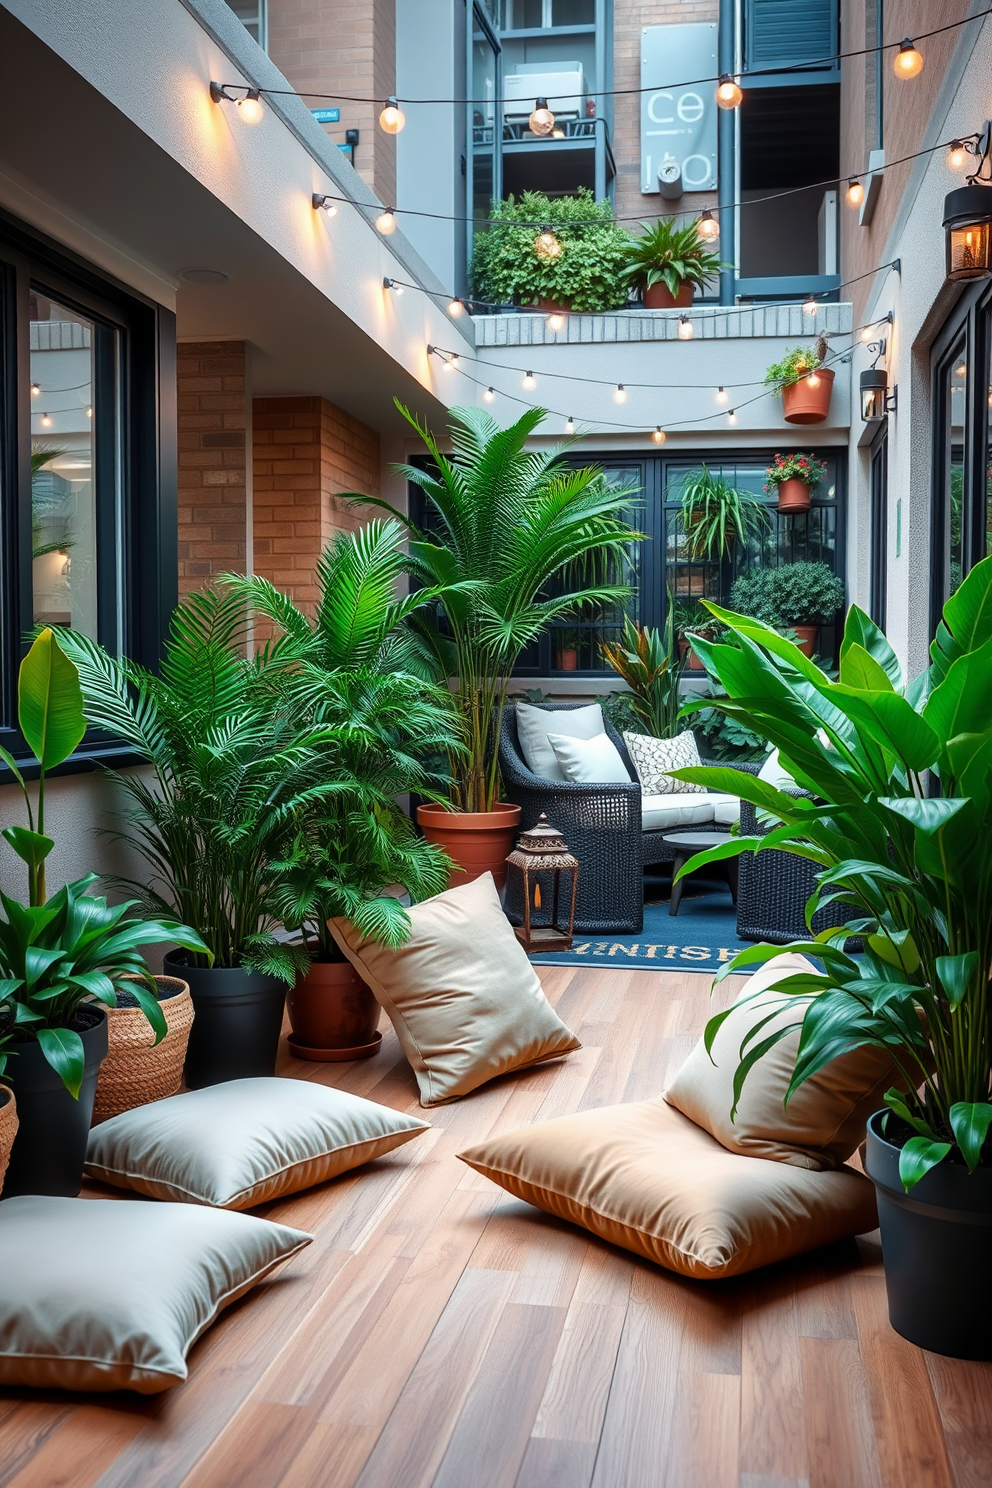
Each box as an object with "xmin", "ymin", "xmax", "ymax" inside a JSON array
[
  {"xmin": 0, "ymin": 1085, "xmax": 17, "ymax": 1195},
  {"xmin": 92, "ymin": 976, "xmax": 194, "ymax": 1124}
]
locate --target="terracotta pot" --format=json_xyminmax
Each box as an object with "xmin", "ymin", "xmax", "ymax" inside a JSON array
[
  {"xmin": 0, "ymin": 1085, "xmax": 17, "ymax": 1196},
  {"xmin": 556, "ymin": 649, "xmax": 578, "ymax": 671},
  {"xmin": 776, "ymin": 478, "xmax": 812, "ymax": 512},
  {"xmin": 417, "ymin": 801, "xmax": 522, "ymax": 892},
  {"xmin": 782, "ymin": 367, "xmax": 834, "ymax": 424},
  {"xmin": 287, "ymin": 960, "xmax": 381, "ymax": 1062},
  {"xmin": 93, "ymin": 975, "xmax": 195, "ymax": 1124},
  {"xmin": 644, "ymin": 281, "xmax": 695, "ymax": 309},
  {"xmin": 791, "ymin": 625, "xmax": 818, "ymax": 657},
  {"xmin": 687, "ymin": 645, "xmax": 706, "ymax": 671},
  {"xmin": 534, "ymin": 297, "xmax": 571, "ymax": 313}
]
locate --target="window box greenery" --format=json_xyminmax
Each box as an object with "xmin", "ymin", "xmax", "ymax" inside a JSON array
[
  {"xmin": 619, "ymin": 218, "xmax": 726, "ymax": 308},
  {"xmin": 468, "ymin": 190, "xmax": 631, "ymax": 313}
]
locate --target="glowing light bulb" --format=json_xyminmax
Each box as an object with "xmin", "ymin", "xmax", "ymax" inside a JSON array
[
  {"xmin": 312, "ymin": 193, "xmax": 338, "ymax": 215},
  {"xmin": 529, "ymin": 97, "xmax": 555, "ymax": 136},
  {"xmin": 237, "ymin": 89, "xmax": 263, "ymax": 123},
  {"xmin": 446, "ymin": 354, "xmax": 460, "ymax": 371},
  {"xmin": 41, "ymin": 412, "xmax": 52, "ymax": 427},
  {"xmin": 31, "ymin": 382, "xmax": 40, "ymax": 397},
  {"xmin": 379, "ymin": 97, "xmax": 405, "ymax": 134},
  {"xmin": 861, "ymin": 324, "xmax": 875, "ymax": 342},
  {"xmin": 382, "ymin": 277, "xmax": 403, "ymax": 294},
  {"xmin": 376, "ymin": 208, "xmax": 397, "ymax": 234},
  {"xmin": 955, "ymin": 362, "xmax": 967, "ymax": 379},
  {"xmin": 484, "ymin": 386, "xmax": 495, "ymax": 402},
  {"xmin": 546, "ymin": 311, "xmax": 565, "ymax": 332},
  {"xmin": 947, "ymin": 140, "xmax": 970, "ymax": 172},
  {"xmin": 715, "ymin": 385, "xmax": 728, "ymax": 404},
  {"xmin": 716, "ymin": 74, "xmax": 743, "ymax": 110},
  {"xmin": 846, "ymin": 178, "xmax": 865, "ymax": 208},
  {"xmin": 696, "ymin": 209, "xmax": 719, "ymax": 243},
  {"xmin": 86, "ymin": 406, "xmax": 92, "ymax": 418},
  {"xmin": 551, "ymin": 127, "xmax": 565, "ymax": 140},
  {"xmin": 652, "ymin": 427, "xmax": 666, "ymax": 444},
  {"xmin": 534, "ymin": 228, "xmax": 562, "ymax": 260},
  {"xmin": 807, "ymin": 371, "xmax": 820, "ymax": 388},
  {"xmin": 447, "ymin": 297, "xmax": 464, "ymax": 318},
  {"xmin": 677, "ymin": 316, "xmax": 694, "ymax": 340},
  {"xmin": 565, "ymin": 417, "xmax": 576, "ymax": 434},
  {"xmin": 893, "ymin": 39, "xmax": 924, "ymax": 79},
  {"xmin": 727, "ymin": 409, "xmax": 737, "ymax": 424},
  {"xmin": 803, "ymin": 296, "xmax": 818, "ymax": 316},
  {"xmin": 522, "ymin": 371, "xmax": 537, "ymax": 390},
  {"xmin": 613, "ymin": 384, "xmax": 627, "ymax": 404}
]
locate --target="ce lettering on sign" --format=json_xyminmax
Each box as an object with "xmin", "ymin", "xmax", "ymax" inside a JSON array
[{"xmin": 640, "ymin": 23, "xmax": 718, "ymax": 195}]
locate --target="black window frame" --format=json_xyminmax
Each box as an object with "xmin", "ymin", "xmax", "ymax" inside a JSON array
[
  {"xmin": 0, "ymin": 209, "xmax": 177, "ymax": 768},
  {"xmin": 869, "ymin": 423, "xmax": 888, "ymax": 629}
]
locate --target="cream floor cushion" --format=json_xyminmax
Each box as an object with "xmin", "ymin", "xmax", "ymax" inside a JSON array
[
  {"xmin": 641, "ymin": 793, "xmax": 715, "ymax": 831},
  {"xmin": 330, "ymin": 873, "xmax": 580, "ymax": 1106},
  {"xmin": 458, "ymin": 1097, "xmax": 876, "ymax": 1280},
  {"xmin": 0, "ymin": 1196, "xmax": 311, "ymax": 1393},
  {"xmin": 665, "ymin": 954, "xmax": 901, "ymax": 1169},
  {"xmin": 85, "ymin": 1078, "xmax": 430, "ymax": 1208}
]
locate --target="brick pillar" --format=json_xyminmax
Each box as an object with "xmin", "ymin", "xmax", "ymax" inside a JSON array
[
  {"xmin": 252, "ymin": 396, "xmax": 381, "ymax": 611},
  {"xmin": 176, "ymin": 341, "xmax": 250, "ymax": 593}
]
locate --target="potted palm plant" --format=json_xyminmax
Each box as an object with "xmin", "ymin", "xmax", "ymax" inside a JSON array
[
  {"xmin": 60, "ymin": 592, "xmax": 344, "ymax": 1089},
  {"xmin": 227, "ymin": 520, "xmax": 457, "ymax": 1060},
  {"xmin": 676, "ymin": 465, "xmax": 771, "ymax": 559},
  {"xmin": 0, "ymin": 630, "xmax": 204, "ymax": 1194},
  {"xmin": 349, "ymin": 404, "xmax": 638, "ymax": 888},
  {"xmin": 601, "ymin": 611, "xmax": 683, "ymax": 736},
  {"xmin": 763, "ymin": 451, "xmax": 828, "ymax": 513},
  {"xmin": 673, "ymin": 560, "xmax": 992, "ymax": 1360},
  {"xmin": 764, "ymin": 339, "xmax": 834, "ymax": 423},
  {"xmin": 620, "ymin": 218, "xmax": 726, "ymax": 308}
]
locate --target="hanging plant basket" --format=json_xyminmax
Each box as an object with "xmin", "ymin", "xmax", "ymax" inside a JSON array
[
  {"xmin": 782, "ymin": 369, "xmax": 835, "ymax": 424},
  {"xmin": 777, "ymin": 479, "xmax": 812, "ymax": 512}
]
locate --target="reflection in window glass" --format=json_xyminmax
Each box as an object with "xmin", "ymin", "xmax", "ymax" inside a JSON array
[
  {"xmin": 472, "ymin": 21, "xmax": 498, "ymax": 234},
  {"xmin": 947, "ymin": 342, "xmax": 967, "ymax": 597},
  {"xmin": 546, "ymin": 466, "xmax": 642, "ymax": 672},
  {"xmin": 226, "ymin": 1, "xmax": 267, "ymax": 49},
  {"xmin": 30, "ymin": 293, "xmax": 98, "ymax": 638},
  {"xmin": 985, "ymin": 326, "xmax": 992, "ymax": 560}
]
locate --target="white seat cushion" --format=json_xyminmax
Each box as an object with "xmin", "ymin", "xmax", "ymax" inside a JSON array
[
  {"xmin": 515, "ymin": 702, "xmax": 604, "ymax": 781},
  {"xmin": 642, "ymin": 793, "xmax": 715, "ymax": 831},
  {"xmin": 708, "ymin": 792, "xmax": 740, "ymax": 827},
  {"xmin": 547, "ymin": 731, "xmax": 630, "ymax": 784}
]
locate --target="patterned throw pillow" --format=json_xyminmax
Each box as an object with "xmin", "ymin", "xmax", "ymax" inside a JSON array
[{"xmin": 622, "ymin": 730, "xmax": 708, "ymax": 795}]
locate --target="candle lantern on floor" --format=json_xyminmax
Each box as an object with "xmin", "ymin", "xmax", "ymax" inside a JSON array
[{"xmin": 505, "ymin": 814, "xmax": 578, "ymax": 953}]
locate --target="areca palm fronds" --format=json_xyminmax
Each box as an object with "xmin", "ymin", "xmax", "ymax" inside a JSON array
[{"xmin": 344, "ymin": 403, "xmax": 640, "ymax": 812}]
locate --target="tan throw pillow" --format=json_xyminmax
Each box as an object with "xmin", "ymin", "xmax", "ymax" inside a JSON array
[
  {"xmin": 330, "ymin": 873, "xmax": 580, "ymax": 1106},
  {"xmin": 0, "ymin": 1196, "xmax": 311, "ymax": 1393},
  {"xmin": 85, "ymin": 1077, "xmax": 429, "ymax": 1208},
  {"xmin": 664, "ymin": 954, "xmax": 900, "ymax": 1170},
  {"xmin": 458, "ymin": 1097, "xmax": 876, "ymax": 1280},
  {"xmin": 623, "ymin": 730, "xmax": 708, "ymax": 794}
]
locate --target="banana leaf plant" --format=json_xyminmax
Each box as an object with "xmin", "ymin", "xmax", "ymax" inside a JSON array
[
  {"xmin": 601, "ymin": 610, "xmax": 684, "ymax": 738},
  {"xmin": 668, "ymin": 558, "xmax": 992, "ymax": 1193}
]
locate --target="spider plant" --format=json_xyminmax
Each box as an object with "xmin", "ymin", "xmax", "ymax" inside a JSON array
[
  {"xmin": 676, "ymin": 465, "xmax": 771, "ymax": 560},
  {"xmin": 619, "ymin": 218, "xmax": 727, "ymax": 297},
  {"xmin": 346, "ymin": 403, "xmax": 640, "ymax": 814},
  {"xmin": 601, "ymin": 611, "xmax": 684, "ymax": 738}
]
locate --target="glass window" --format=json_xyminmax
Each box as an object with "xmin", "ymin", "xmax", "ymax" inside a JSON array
[
  {"xmin": 226, "ymin": 2, "xmax": 267, "ymax": 49},
  {"xmin": 984, "ymin": 311, "xmax": 992, "ymax": 561},
  {"xmin": 471, "ymin": 15, "xmax": 499, "ymax": 239},
  {"xmin": 500, "ymin": 0, "xmax": 594, "ymax": 28},
  {"xmin": 933, "ymin": 336, "xmax": 968, "ymax": 607}
]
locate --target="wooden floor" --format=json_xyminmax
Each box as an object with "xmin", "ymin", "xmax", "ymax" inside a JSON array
[{"xmin": 2, "ymin": 965, "xmax": 991, "ymax": 1488}]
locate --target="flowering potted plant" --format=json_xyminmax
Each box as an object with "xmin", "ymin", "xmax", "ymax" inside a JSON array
[
  {"xmin": 763, "ymin": 452, "xmax": 828, "ymax": 513},
  {"xmin": 763, "ymin": 341, "xmax": 834, "ymax": 424}
]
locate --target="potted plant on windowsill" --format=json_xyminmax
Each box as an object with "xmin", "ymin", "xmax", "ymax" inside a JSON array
[
  {"xmin": 0, "ymin": 630, "xmax": 205, "ymax": 1194},
  {"xmin": 620, "ymin": 218, "xmax": 726, "ymax": 309},
  {"xmin": 676, "ymin": 465, "xmax": 771, "ymax": 559},
  {"xmin": 730, "ymin": 563, "xmax": 845, "ymax": 657},
  {"xmin": 554, "ymin": 628, "xmax": 582, "ymax": 671},
  {"xmin": 469, "ymin": 189, "xmax": 631, "ymax": 314},
  {"xmin": 763, "ymin": 451, "xmax": 828, "ymax": 513},
  {"xmin": 349, "ymin": 403, "xmax": 638, "ymax": 890},
  {"xmin": 764, "ymin": 339, "xmax": 834, "ymax": 424},
  {"xmin": 672, "ymin": 599, "xmax": 723, "ymax": 672},
  {"xmin": 675, "ymin": 559, "xmax": 992, "ymax": 1360}
]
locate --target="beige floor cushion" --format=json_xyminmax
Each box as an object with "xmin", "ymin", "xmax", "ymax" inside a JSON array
[
  {"xmin": 85, "ymin": 1077, "xmax": 429, "ymax": 1208},
  {"xmin": 516, "ymin": 701, "xmax": 604, "ymax": 781},
  {"xmin": 665, "ymin": 954, "xmax": 900, "ymax": 1170},
  {"xmin": 330, "ymin": 873, "xmax": 580, "ymax": 1106},
  {"xmin": 458, "ymin": 1096, "xmax": 876, "ymax": 1280},
  {"xmin": 0, "ymin": 1196, "xmax": 311, "ymax": 1392},
  {"xmin": 641, "ymin": 792, "xmax": 715, "ymax": 831}
]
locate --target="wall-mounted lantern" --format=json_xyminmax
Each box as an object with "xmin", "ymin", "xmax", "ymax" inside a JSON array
[
  {"xmin": 860, "ymin": 368, "xmax": 895, "ymax": 422},
  {"xmin": 944, "ymin": 123, "xmax": 992, "ymax": 282}
]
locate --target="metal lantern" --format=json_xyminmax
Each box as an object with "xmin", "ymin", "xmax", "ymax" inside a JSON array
[
  {"xmin": 860, "ymin": 367, "xmax": 889, "ymax": 422},
  {"xmin": 943, "ymin": 184, "xmax": 992, "ymax": 281},
  {"xmin": 505, "ymin": 813, "xmax": 578, "ymax": 954}
]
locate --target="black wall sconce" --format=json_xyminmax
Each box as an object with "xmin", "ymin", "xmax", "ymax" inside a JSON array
[{"xmin": 944, "ymin": 122, "xmax": 992, "ymax": 281}]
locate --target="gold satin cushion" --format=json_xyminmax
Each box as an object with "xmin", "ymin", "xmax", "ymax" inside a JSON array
[
  {"xmin": 0, "ymin": 1196, "xmax": 311, "ymax": 1393},
  {"xmin": 330, "ymin": 873, "xmax": 580, "ymax": 1106},
  {"xmin": 85, "ymin": 1077, "xmax": 429, "ymax": 1208},
  {"xmin": 664, "ymin": 954, "xmax": 900, "ymax": 1170},
  {"xmin": 458, "ymin": 1096, "xmax": 877, "ymax": 1280}
]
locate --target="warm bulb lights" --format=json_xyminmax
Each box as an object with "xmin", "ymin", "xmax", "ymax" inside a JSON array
[
  {"xmin": 677, "ymin": 316, "xmax": 694, "ymax": 340},
  {"xmin": 237, "ymin": 89, "xmax": 264, "ymax": 122},
  {"xmin": 696, "ymin": 209, "xmax": 719, "ymax": 243},
  {"xmin": 484, "ymin": 386, "xmax": 495, "ymax": 402},
  {"xmin": 379, "ymin": 97, "xmax": 405, "ymax": 134},
  {"xmin": 447, "ymin": 297, "xmax": 465, "ymax": 317},
  {"xmin": 652, "ymin": 427, "xmax": 666, "ymax": 444},
  {"xmin": 716, "ymin": 74, "xmax": 743, "ymax": 110},
  {"xmin": 715, "ymin": 386, "xmax": 728, "ymax": 404},
  {"xmin": 565, "ymin": 417, "xmax": 576, "ymax": 434},
  {"xmin": 947, "ymin": 141, "xmax": 970, "ymax": 172},
  {"xmin": 893, "ymin": 39, "xmax": 924, "ymax": 79},
  {"xmin": 40, "ymin": 413, "xmax": 52, "ymax": 427},
  {"xmin": 522, "ymin": 371, "xmax": 537, "ymax": 390},
  {"xmin": 529, "ymin": 97, "xmax": 555, "ymax": 136},
  {"xmin": 846, "ymin": 178, "xmax": 865, "ymax": 208},
  {"xmin": 807, "ymin": 371, "xmax": 820, "ymax": 388},
  {"xmin": 803, "ymin": 296, "xmax": 818, "ymax": 316},
  {"xmin": 546, "ymin": 311, "xmax": 565, "ymax": 332},
  {"xmin": 31, "ymin": 382, "xmax": 40, "ymax": 396},
  {"xmin": 860, "ymin": 324, "xmax": 875, "ymax": 342},
  {"xmin": 613, "ymin": 384, "xmax": 627, "ymax": 404},
  {"xmin": 727, "ymin": 409, "xmax": 737, "ymax": 424},
  {"xmin": 445, "ymin": 354, "xmax": 459, "ymax": 371},
  {"xmin": 376, "ymin": 207, "xmax": 397, "ymax": 234},
  {"xmin": 534, "ymin": 228, "xmax": 562, "ymax": 260},
  {"xmin": 382, "ymin": 277, "xmax": 403, "ymax": 294},
  {"xmin": 85, "ymin": 406, "xmax": 92, "ymax": 418},
  {"xmin": 312, "ymin": 193, "xmax": 338, "ymax": 215}
]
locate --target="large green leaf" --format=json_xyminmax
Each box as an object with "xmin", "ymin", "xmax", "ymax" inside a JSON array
[
  {"xmin": 898, "ymin": 1136, "xmax": 952, "ymax": 1192},
  {"xmin": 936, "ymin": 952, "xmax": 979, "ymax": 1010},
  {"xmin": 948, "ymin": 1103, "xmax": 992, "ymax": 1172},
  {"xmin": 839, "ymin": 643, "xmax": 895, "ymax": 694},
  {"xmin": 18, "ymin": 629, "xmax": 86, "ymax": 769},
  {"xmin": 840, "ymin": 607, "xmax": 902, "ymax": 688},
  {"xmin": 930, "ymin": 555, "xmax": 992, "ymax": 681},
  {"xmin": 1, "ymin": 826, "xmax": 55, "ymax": 875},
  {"xmin": 36, "ymin": 1025, "xmax": 86, "ymax": 1098}
]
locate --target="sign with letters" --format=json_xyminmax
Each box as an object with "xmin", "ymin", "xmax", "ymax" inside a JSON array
[{"xmin": 640, "ymin": 23, "xmax": 718, "ymax": 194}]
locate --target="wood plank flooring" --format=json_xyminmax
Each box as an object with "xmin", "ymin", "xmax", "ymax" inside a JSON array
[{"xmin": 1, "ymin": 965, "xmax": 990, "ymax": 1488}]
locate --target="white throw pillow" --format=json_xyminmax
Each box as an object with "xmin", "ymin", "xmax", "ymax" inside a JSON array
[
  {"xmin": 515, "ymin": 701, "xmax": 604, "ymax": 781},
  {"xmin": 623, "ymin": 730, "xmax": 708, "ymax": 795},
  {"xmin": 547, "ymin": 731, "xmax": 630, "ymax": 784}
]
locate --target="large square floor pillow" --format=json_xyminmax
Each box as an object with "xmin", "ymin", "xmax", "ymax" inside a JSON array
[
  {"xmin": 330, "ymin": 873, "xmax": 580, "ymax": 1106},
  {"xmin": 85, "ymin": 1077, "xmax": 429, "ymax": 1208},
  {"xmin": 0, "ymin": 1196, "xmax": 311, "ymax": 1392},
  {"xmin": 664, "ymin": 954, "xmax": 901, "ymax": 1169},
  {"xmin": 458, "ymin": 1098, "xmax": 877, "ymax": 1280}
]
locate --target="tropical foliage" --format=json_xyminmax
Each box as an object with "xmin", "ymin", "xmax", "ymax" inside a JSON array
[
  {"xmin": 601, "ymin": 613, "xmax": 684, "ymax": 738},
  {"xmin": 468, "ymin": 190, "xmax": 631, "ymax": 313},
  {"xmin": 730, "ymin": 562, "xmax": 845, "ymax": 628},
  {"xmin": 676, "ymin": 465, "xmax": 770, "ymax": 559},
  {"xmin": 619, "ymin": 218, "xmax": 726, "ymax": 298},
  {"xmin": 349, "ymin": 403, "xmax": 639, "ymax": 812},
  {"xmin": 670, "ymin": 557, "xmax": 992, "ymax": 1191}
]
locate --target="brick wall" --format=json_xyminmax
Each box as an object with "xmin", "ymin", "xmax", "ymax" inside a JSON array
[
  {"xmin": 252, "ymin": 396, "xmax": 381, "ymax": 610},
  {"xmin": 613, "ymin": 0, "xmax": 719, "ymax": 227},
  {"xmin": 267, "ymin": 0, "xmax": 396, "ymax": 204},
  {"xmin": 176, "ymin": 341, "xmax": 249, "ymax": 594}
]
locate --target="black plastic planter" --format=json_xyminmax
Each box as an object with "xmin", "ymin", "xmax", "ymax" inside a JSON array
[
  {"xmin": 3, "ymin": 1007, "xmax": 108, "ymax": 1198},
  {"xmin": 166, "ymin": 953, "xmax": 286, "ymax": 1089},
  {"xmin": 865, "ymin": 1109, "xmax": 992, "ymax": 1360}
]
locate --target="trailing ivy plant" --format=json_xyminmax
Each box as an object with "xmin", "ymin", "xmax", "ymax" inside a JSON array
[{"xmin": 469, "ymin": 190, "xmax": 631, "ymax": 312}]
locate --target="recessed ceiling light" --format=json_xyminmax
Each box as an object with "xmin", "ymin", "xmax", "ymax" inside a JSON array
[{"xmin": 178, "ymin": 268, "xmax": 231, "ymax": 285}]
